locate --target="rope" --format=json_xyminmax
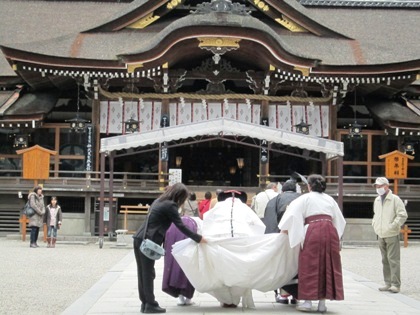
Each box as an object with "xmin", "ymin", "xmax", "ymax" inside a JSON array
[{"xmin": 98, "ymin": 86, "xmax": 332, "ymax": 103}]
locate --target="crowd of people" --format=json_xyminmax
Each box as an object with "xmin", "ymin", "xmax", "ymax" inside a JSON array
[
  {"xmin": 134, "ymin": 173, "xmax": 410, "ymax": 314},
  {"xmin": 132, "ymin": 174, "xmax": 408, "ymax": 313},
  {"xmin": 24, "ymin": 173, "xmax": 408, "ymax": 314}
]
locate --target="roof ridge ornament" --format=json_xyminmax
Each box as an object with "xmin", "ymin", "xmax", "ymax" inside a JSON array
[{"xmin": 191, "ymin": 0, "xmax": 251, "ymax": 15}]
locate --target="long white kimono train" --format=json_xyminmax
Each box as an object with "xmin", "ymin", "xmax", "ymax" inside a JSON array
[{"xmin": 172, "ymin": 197, "xmax": 299, "ymax": 308}]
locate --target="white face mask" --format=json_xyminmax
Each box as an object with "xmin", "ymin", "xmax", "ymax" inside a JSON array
[{"xmin": 376, "ymin": 187, "xmax": 386, "ymax": 196}]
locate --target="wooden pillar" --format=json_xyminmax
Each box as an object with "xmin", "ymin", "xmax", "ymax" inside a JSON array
[
  {"xmin": 92, "ymin": 98, "xmax": 101, "ymax": 176},
  {"xmin": 108, "ymin": 151, "xmax": 115, "ymax": 235},
  {"xmin": 99, "ymin": 152, "xmax": 106, "ymax": 243},
  {"xmin": 328, "ymin": 98, "xmax": 338, "ymax": 181},
  {"xmin": 259, "ymin": 100, "xmax": 269, "ymax": 189},
  {"xmin": 19, "ymin": 215, "xmax": 29, "ymax": 241},
  {"xmin": 159, "ymin": 98, "xmax": 169, "ymax": 190},
  {"xmin": 159, "ymin": 143, "xmax": 169, "ymax": 191},
  {"xmin": 84, "ymin": 193, "xmax": 92, "ymax": 235},
  {"xmin": 337, "ymin": 156, "xmax": 343, "ymax": 211},
  {"xmin": 400, "ymin": 225, "xmax": 411, "ymax": 248},
  {"xmin": 43, "ymin": 224, "xmax": 47, "ymax": 242},
  {"xmin": 259, "ymin": 163, "xmax": 269, "ymax": 189}
]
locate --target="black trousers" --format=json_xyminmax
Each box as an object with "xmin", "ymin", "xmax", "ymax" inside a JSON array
[
  {"xmin": 133, "ymin": 238, "xmax": 159, "ymax": 307},
  {"xmin": 30, "ymin": 226, "xmax": 40, "ymax": 244}
]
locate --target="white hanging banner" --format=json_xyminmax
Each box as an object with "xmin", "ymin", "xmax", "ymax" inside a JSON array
[
  {"xmin": 99, "ymin": 100, "xmax": 162, "ymax": 134},
  {"xmin": 269, "ymin": 104, "xmax": 329, "ymax": 137},
  {"xmin": 169, "ymin": 101, "xmax": 261, "ymax": 125}
]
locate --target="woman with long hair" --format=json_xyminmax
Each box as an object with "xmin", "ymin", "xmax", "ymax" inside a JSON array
[
  {"xmin": 133, "ymin": 183, "xmax": 206, "ymax": 314},
  {"xmin": 27, "ymin": 186, "xmax": 46, "ymax": 248},
  {"xmin": 44, "ymin": 196, "xmax": 63, "ymax": 248}
]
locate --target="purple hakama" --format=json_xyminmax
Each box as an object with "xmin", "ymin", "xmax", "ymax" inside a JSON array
[{"xmin": 162, "ymin": 216, "xmax": 197, "ymax": 299}]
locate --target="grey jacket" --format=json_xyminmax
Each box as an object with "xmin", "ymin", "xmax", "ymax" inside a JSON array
[
  {"xmin": 372, "ymin": 190, "xmax": 407, "ymax": 238},
  {"xmin": 263, "ymin": 191, "xmax": 300, "ymax": 233},
  {"xmin": 28, "ymin": 192, "xmax": 45, "ymax": 228}
]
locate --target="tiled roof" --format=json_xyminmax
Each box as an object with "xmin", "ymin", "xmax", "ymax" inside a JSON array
[
  {"xmin": 0, "ymin": 0, "xmax": 419, "ymax": 77},
  {"xmin": 0, "ymin": 0, "xmax": 129, "ymax": 75}
]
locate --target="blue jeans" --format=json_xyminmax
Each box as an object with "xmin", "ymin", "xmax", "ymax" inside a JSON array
[
  {"xmin": 30, "ymin": 226, "xmax": 39, "ymax": 244},
  {"xmin": 47, "ymin": 226, "xmax": 58, "ymax": 238}
]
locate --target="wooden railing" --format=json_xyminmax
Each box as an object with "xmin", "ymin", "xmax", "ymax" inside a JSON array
[
  {"xmin": 0, "ymin": 170, "xmax": 163, "ymax": 194},
  {"xmin": 2, "ymin": 170, "xmax": 420, "ymax": 200},
  {"xmin": 120, "ymin": 205, "xmax": 150, "ymax": 232}
]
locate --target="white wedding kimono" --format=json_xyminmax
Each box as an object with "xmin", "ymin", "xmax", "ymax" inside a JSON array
[{"xmin": 172, "ymin": 197, "xmax": 299, "ymax": 308}]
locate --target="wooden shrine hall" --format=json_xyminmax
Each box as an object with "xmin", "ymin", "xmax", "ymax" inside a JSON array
[{"xmin": 0, "ymin": 0, "xmax": 419, "ymax": 240}]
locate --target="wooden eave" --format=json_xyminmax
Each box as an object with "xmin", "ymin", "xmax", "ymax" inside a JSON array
[
  {"xmin": 0, "ymin": 46, "xmax": 124, "ymax": 70},
  {"xmin": 312, "ymin": 61, "xmax": 420, "ymax": 76},
  {"xmin": 16, "ymin": 144, "xmax": 57, "ymax": 156}
]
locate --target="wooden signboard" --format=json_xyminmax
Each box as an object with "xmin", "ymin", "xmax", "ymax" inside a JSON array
[
  {"xmin": 16, "ymin": 145, "xmax": 57, "ymax": 180},
  {"xmin": 378, "ymin": 150, "xmax": 414, "ymax": 180}
]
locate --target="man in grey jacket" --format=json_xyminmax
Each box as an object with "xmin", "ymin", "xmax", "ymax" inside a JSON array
[
  {"xmin": 263, "ymin": 180, "xmax": 300, "ymax": 304},
  {"xmin": 372, "ymin": 177, "xmax": 408, "ymax": 293}
]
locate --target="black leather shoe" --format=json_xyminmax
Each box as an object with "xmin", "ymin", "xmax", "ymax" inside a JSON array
[
  {"xmin": 140, "ymin": 303, "xmax": 145, "ymax": 313},
  {"xmin": 144, "ymin": 305, "xmax": 166, "ymax": 313}
]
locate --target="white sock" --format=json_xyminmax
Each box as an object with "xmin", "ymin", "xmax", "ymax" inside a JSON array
[{"xmin": 318, "ymin": 299, "xmax": 327, "ymax": 311}]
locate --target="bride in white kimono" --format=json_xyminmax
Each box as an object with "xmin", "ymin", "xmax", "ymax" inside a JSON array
[{"xmin": 172, "ymin": 190, "xmax": 299, "ymax": 308}]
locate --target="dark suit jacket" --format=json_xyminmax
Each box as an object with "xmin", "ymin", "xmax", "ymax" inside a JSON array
[{"xmin": 133, "ymin": 199, "xmax": 202, "ymax": 245}]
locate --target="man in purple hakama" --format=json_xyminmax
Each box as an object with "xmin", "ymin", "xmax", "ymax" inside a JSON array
[{"xmin": 162, "ymin": 216, "xmax": 198, "ymax": 306}]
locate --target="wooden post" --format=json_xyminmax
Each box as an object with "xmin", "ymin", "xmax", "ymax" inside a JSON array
[
  {"xmin": 43, "ymin": 223, "xmax": 48, "ymax": 242},
  {"xmin": 19, "ymin": 215, "xmax": 29, "ymax": 241},
  {"xmin": 394, "ymin": 179, "xmax": 398, "ymax": 195},
  {"xmin": 400, "ymin": 224, "xmax": 412, "ymax": 248}
]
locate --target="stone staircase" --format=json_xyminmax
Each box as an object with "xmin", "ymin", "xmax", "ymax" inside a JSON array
[{"xmin": 405, "ymin": 217, "xmax": 420, "ymax": 240}]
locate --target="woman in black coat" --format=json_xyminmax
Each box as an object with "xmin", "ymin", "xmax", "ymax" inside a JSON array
[{"xmin": 133, "ymin": 183, "xmax": 206, "ymax": 314}]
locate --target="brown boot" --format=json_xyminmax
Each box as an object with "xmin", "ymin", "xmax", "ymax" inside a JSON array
[
  {"xmin": 52, "ymin": 238, "xmax": 57, "ymax": 248},
  {"xmin": 47, "ymin": 237, "xmax": 52, "ymax": 248}
]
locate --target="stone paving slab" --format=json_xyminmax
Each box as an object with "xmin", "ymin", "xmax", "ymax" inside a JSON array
[{"xmin": 62, "ymin": 250, "xmax": 420, "ymax": 315}]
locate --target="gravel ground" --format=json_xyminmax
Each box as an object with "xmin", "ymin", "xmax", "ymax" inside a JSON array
[
  {"xmin": 0, "ymin": 238, "xmax": 419, "ymax": 315},
  {"xmin": 340, "ymin": 243, "xmax": 420, "ymax": 301},
  {"xmin": 0, "ymin": 238, "xmax": 131, "ymax": 315}
]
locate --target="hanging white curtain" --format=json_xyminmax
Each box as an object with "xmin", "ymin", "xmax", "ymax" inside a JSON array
[
  {"xmin": 100, "ymin": 100, "xmax": 329, "ymax": 136},
  {"xmin": 268, "ymin": 103, "xmax": 329, "ymax": 137},
  {"xmin": 99, "ymin": 100, "xmax": 162, "ymax": 134},
  {"xmin": 169, "ymin": 101, "xmax": 260, "ymax": 126}
]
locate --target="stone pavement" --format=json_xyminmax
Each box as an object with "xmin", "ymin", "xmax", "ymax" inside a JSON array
[{"xmin": 62, "ymin": 249, "xmax": 420, "ymax": 315}]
